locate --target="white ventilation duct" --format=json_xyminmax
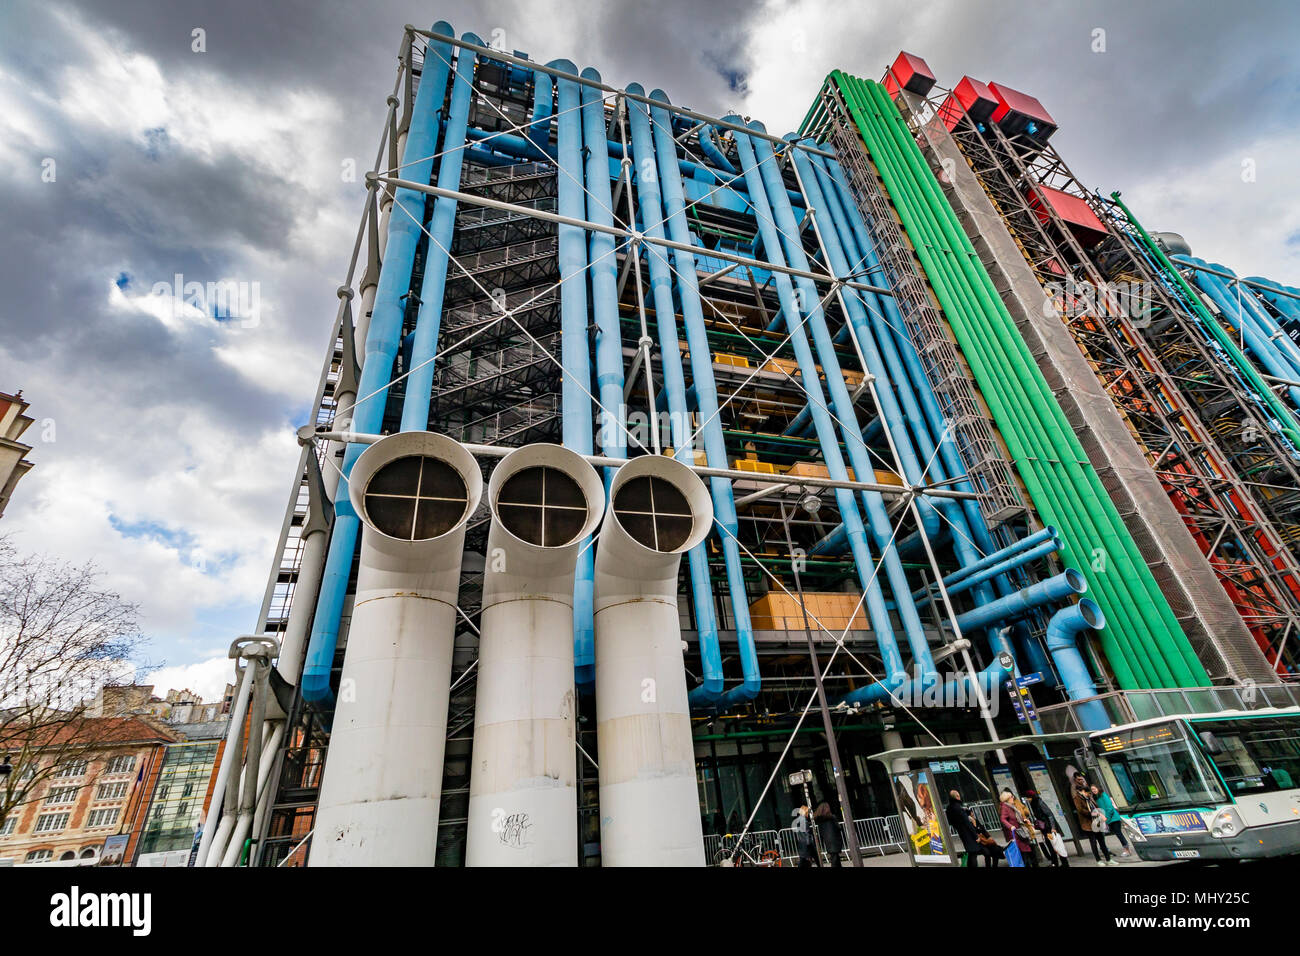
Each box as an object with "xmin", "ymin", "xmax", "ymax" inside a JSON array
[
  {"xmin": 593, "ymin": 454, "xmax": 714, "ymax": 866},
  {"xmin": 466, "ymin": 443, "xmax": 605, "ymax": 866},
  {"xmin": 310, "ymin": 432, "xmax": 482, "ymax": 866}
]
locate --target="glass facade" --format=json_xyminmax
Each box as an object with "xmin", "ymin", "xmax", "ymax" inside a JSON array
[{"xmin": 137, "ymin": 741, "xmax": 219, "ymax": 856}]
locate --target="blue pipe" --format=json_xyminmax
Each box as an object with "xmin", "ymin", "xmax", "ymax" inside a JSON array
[
  {"xmin": 1046, "ymin": 600, "xmax": 1112, "ymax": 731},
  {"xmin": 796, "ymin": 138, "xmax": 1031, "ymax": 676},
  {"xmin": 551, "ymin": 60, "xmax": 598, "ymax": 690},
  {"xmin": 938, "ymin": 525, "xmax": 1058, "ymax": 590},
  {"xmin": 954, "ymin": 569, "xmax": 1086, "ymax": 634},
  {"xmin": 399, "ymin": 36, "xmax": 479, "ymax": 432},
  {"xmin": 1177, "ymin": 256, "xmax": 1300, "ymax": 402},
  {"xmin": 458, "ymin": 125, "xmax": 805, "ymax": 206},
  {"xmin": 941, "ymin": 538, "xmax": 1060, "ymax": 598},
  {"xmin": 698, "ymin": 125, "xmax": 737, "ymax": 174},
  {"xmin": 625, "ymin": 84, "xmax": 725, "ymax": 705},
  {"xmin": 729, "ymin": 120, "xmax": 909, "ymax": 688},
  {"xmin": 299, "ymin": 23, "xmax": 454, "ymax": 706},
  {"xmin": 840, "ymin": 657, "xmax": 1010, "ymax": 708},
  {"xmin": 580, "ymin": 67, "xmax": 622, "ymax": 689},
  {"xmin": 528, "ymin": 70, "xmax": 552, "ymax": 152},
  {"xmin": 650, "ymin": 90, "xmax": 760, "ymax": 707},
  {"xmin": 1206, "ymin": 263, "xmax": 1300, "ymax": 375},
  {"xmin": 1246, "ymin": 276, "xmax": 1300, "ymax": 329},
  {"xmin": 811, "ymin": 146, "xmax": 1054, "ymax": 680},
  {"xmin": 788, "ymin": 140, "xmax": 941, "ymax": 541},
  {"xmin": 745, "ymin": 121, "xmax": 937, "ymax": 683}
]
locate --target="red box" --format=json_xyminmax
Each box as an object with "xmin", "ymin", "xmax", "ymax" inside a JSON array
[
  {"xmin": 939, "ymin": 75, "xmax": 997, "ymax": 130},
  {"xmin": 989, "ymin": 82, "xmax": 1057, "ymax": 141},
  {"xmin": 1026, "ymin": 184, "xmax": 1108, "ymax": 248},
  {"xmin": 883, "ymin": 51, "xmax": 936, "ymax": 97}
]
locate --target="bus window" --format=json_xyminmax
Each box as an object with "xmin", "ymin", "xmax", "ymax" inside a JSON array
[{"xmin": 1193, "ymin": 717, "xmax": 1300, "ymax": 795}]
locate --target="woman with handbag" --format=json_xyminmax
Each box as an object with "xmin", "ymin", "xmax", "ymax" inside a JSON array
[
  {"xmin": 1025, "ymin": 788, "xmax": 1069, "ymax": 867},
  {"xmin": 1093, "ymin": 785, "xmax": 1133, "ymax": 859},
  {"xmin": 999, "ymin": 789, "xmax": 1038, "ymax": 867},
  {"xmin": 1072, "ymin": 773, "xmax": 1117, "ymax": 866}
]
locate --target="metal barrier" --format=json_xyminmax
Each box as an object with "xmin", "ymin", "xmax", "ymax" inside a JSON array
[
  {"xmin": 775, "ymin": 813, "xmax": 911, "ymax": 864},
  {"xmin": 968, "ymin": 800, "xmax": 1002, "ymax": 833}
]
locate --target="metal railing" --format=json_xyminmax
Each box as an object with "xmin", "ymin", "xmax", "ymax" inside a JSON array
[{"xmin": 1035, "ymin": 682, "xmax": 1300, "ymax": 735}]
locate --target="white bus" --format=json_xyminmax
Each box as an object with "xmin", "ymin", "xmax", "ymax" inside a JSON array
[{"xmin": 1088, "ymin": 708, "xmax": 1300, "ymax": 862}]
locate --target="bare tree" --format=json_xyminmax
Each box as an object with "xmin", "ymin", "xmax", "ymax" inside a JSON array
[{"xmin": 0, "ymin": 534, "xmax": 150, "ymax": 830}]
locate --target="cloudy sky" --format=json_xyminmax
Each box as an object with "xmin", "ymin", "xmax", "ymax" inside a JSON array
[{"xmin": 1, "ymin": 0, "xmax": 1297, "ymax": 700}]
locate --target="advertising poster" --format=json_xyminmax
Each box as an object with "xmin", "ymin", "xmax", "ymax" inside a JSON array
[
  {"xmin": 1026, "ymin": 762, "xmax": 1074, "ymax": 839},
  {"xmin": 892, "ymin": 769, "xmax": 953, "ymax": 865},
  {"xmin": 96, "ymin": 834, "xmax": 129, "ymax": 867}
]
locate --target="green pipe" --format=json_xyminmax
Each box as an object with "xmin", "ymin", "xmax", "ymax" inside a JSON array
[
  {"xmin": 1110, "ymin": 192, "xmax": 1300, "ymax": 450},
  {"xmin": 858, "ymin": 76, "xmax": 1198, "ymax": 688},
  {"xmin": 848, "ymin": 79, "xmax": 1170, "ymax": 688},
  {"xmin": 862, "ymin": 76, "xmax": 1209, "ymax": 687},
  {"xmin": 835, "ymin": 76, "xmax": 1155, "ymax": 686},
  {"xmin": 824, "ymin": 72, "xmax": 1207, "ymax": 688}
]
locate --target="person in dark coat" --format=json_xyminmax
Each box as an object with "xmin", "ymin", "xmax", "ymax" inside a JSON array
[
  {"xmin": 971, "ymin": 816, "xmax": 1003, "ymax": 867},
  {"xmin": 1025, "ymin": 788, "xmax": 1069, "ymax": 867},
  {"xmin": 812, "ymin": 802, "xmax": 843, "ymax": 867},
  {"xmin": 945, "ymin": 790, "xmax": 982, "ymax": 867}
]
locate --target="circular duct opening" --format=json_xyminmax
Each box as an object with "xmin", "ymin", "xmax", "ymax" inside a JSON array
[
  {"xmin": 495, "ymin": 465, "xmax": 589, "ymax": 547},
  {"xmin": 1078, "ymin": 600, "xmax": 1104, "ymax": 630},
  {"xmin": 1064, "ymin": 568, "xmax": 1087, "ymax": 593},
  {"xmin": 363, "ymin": 454, "xmax": 469, "ymax": 540},
  {"xmin": 612, "ymin": 474, "xmax": 693, "ymax": 552}
]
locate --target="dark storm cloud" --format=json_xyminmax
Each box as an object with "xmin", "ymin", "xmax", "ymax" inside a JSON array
[{"xmin": 0, "ymin": 0, "xmax": 1296, "ymax": 665}]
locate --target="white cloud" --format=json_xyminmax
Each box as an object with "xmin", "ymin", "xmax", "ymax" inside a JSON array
[{"xmin": 144, "ymin": 654, "xmax": 235, "ymax": 704}]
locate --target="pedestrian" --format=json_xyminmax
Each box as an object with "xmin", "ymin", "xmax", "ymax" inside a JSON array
[
  {"xmin": 945, "ymin": 790, "xmax": 982, "ymax": 868},
  {"xmin": 1073, "ymin": 773, "xmax": 1116, "ymax": 866},
  {"xmin": 999, "ymin": 789, "xmax": 1038, "ymax": 867},
  {"xmin": 791, "ymin": 805, "xmax": 819, "ymax": 868},
  {"xmin": 1025, "ymin": 788, "xmax": 1069, "ymax": 867},
  {"xmin": 813, "ymin": 802, "xmax": 843, "ymax": 867},
  {"xmin": 1092, "ymin": 785, "xmax": 1132, "ymax": 858},
  {"xmin": 972, "ymin": 816, "xmax": 1003, "ymax": 867}
]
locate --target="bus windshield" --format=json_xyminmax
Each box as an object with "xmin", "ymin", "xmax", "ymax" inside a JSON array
[
  {"xmin": 1191, "ymin": 715, "xmax": 1300, "ymax": 797},
  {"xmin": 1092, "ymin": 721, "xmax": 1228, "ymax": 814}
]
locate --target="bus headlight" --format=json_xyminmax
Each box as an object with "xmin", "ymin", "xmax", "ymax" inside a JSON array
[{"xmin": 1210, "ymin": 807, "xmax": 1242, "ymax": 838}]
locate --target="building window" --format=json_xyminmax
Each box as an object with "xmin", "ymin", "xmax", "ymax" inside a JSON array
[
  {"xmin": 44, "ymin": 786, "xmax": 79, "ymax": 805},
  {"xmin": 25, "ymin": 849, "xmax": 53, "ymax": 863},
  {"xmin": 104, "ymin": 755, "xmax": 136, "ymax": 776},
  {"xmin": 59, "ymin": 851, "xmax": 76, "ymax": 861},
  {"xmin": 79, "ymin": 847, "xmax": 97, "ymax": 859},
  {"xmin": 182, "ymin": 783, "xmax": 194, "ymax": 798},
  {"xmin": 0, "ymin": 817, "xmax": 16, "ymax": 836},
  {"xmin": 34, "ymin": 813, "xmax": 70, "ymax": 833},
  {"xmin": 96, "ymin": 782, "xmax": 129, "ymax": 801},
  {"xmin": 85, "ymin": 808, "xmax": 120, "ymax": 829},
  {"xmin": 53, "ymin": 759, "xmax": 88, "ymax": 779}
]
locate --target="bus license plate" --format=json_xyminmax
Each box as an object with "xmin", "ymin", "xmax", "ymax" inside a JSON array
[{"xmin": 1173, "ymin": 849, "xmax": 1201, "ymax": 859}]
